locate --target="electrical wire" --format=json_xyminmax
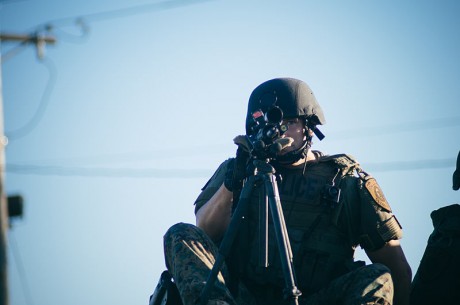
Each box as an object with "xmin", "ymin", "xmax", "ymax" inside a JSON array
[
  {"xmin": 4, "ymin": 157, "xmax": 456, "ymax": 178},
  {"xmin": 5, "ymin": 144, "xmax": 230, "ymax": 167},
  {"xmin": 35, "ymin": 0, "xmax": 215, "ymax": 29},
  {"xmin": 0, "ymin": 0, "xmax": 28, "ymax": 5},
  {"xmin": 44, "ymin": 19, "xmax": 91, "ymax": 45},
  {"xmin": 0, "ymin": 40, "xmax": 29, "ymax": 63},
  {"xmin": 5, "ymin": 56, "xmax": 57, "ymax": 141},
  {"xmin": 23, "ymin": 0, "xmax": 215, "ymax": 44},
  {"xmin": 5, "ymin": 163, "xmax": 212, "ymax": 178},
  {"xmin": 364, "ymin": 158, "xmax": 456, "ymax": 172},
  {"xmin": 8, "ymin": 232, "xmax": 34, "ymax": 305},
  {"xmin": 3, "ymin": 0, "xmax": 215, "ymax": 142},
  {"xmin": 4, "ymin": 114, "xmax": 458, "ymax": 167},
  {"xmin": 329, "ymin": 115, "xmax": 460, "ymax": 139}
]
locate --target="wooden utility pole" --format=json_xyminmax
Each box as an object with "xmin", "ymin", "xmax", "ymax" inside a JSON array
[
  {"xmin": 0, "ymin": 44, "xmax": 8, "ymax": 305},
  {"xmin": 0, "ymin": 31, "xmax": 56, "ymax": 305}
]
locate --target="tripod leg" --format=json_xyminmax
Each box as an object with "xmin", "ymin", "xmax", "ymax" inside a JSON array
[
  {"xmin": 265, "ymin": 175, "xmax": 301, "ymax": 305},
  {"xmin": 258, "ymin": 186, "xmax": 269, "ymax": 267},
  {"xmin": 274, "ymin": 189, "xmax": 294, "ymax": 264},
  {"xmin": 198, "ymin": 178, "xmax": 256, "ymax": 305}
]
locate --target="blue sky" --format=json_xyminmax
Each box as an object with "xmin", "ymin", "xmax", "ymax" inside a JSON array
[{"xmin": 1, "ymin": 1, "xmax": 459, "ymax": 304}]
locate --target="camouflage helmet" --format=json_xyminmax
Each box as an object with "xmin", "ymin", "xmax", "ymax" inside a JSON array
[{"xmin": 245, "ymin": 77, "xmax": 326, "ymax": 135}]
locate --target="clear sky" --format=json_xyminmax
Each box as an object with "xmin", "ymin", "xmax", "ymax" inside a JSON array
[{"xmin": 1, "ymin": 1, "xmax": 459, "ymax": 304}]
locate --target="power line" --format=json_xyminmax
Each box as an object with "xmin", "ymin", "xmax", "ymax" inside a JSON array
[
  {"xmin": 8, "ymin": 233, "xmax": 33, "ymax": 305},
  {"xmin": 330, "ymin": 115, "xmax": 460, "ymax": 139},
  {"xmin": 36, "ymin": 0, "xmax": 215, "ymax": 29},
  {"xmin": 2, "ymin": 0, "xmax": 216, "ymax": 142},
  {"xmin": 5, "ymin": 57, "xmax": 57, "ymax": 141},
  {"xmin": 4, "ymin": 158, "xmax": 456, "ymax": 178},
  {"xmin": 5, "ymin": 163, "xmax": 212, "ymax": 178},
  {"xmin": 0, "ymin": 40, "xmax": 29, "ymax": 63},
  {"xmin": 0, "ymin": 0, "xmax": 28, "ymax": 5},
  {"xmin": 45, "ymin": 19, "xmax": 90, "ymax": 45},
  {"xmin": 5, "ymin": 144, "xmax": 231, "ymax": 167},
  {"xmin": 364, "ymin": 158, "xmax": 456, "ymax": 172},
  {"xmin": 4, "ymin": 114, "xmax": 458, "ymax": 166}
]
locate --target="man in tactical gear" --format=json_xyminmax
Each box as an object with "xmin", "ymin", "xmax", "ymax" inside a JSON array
[
  {"xmin": 453, "ymin": 150, "xmax": 460, "ymax": 191},
  {"xmin": 410, "ymin": 151, "xmax": 460, "ymax": 305},
  {"xmin": 163, "ymin": 78, "xmax": 412, "ymax": 305}
]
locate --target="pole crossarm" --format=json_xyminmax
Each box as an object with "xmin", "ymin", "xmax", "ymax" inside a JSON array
[
  {"xmin": 0, "ymin": 32, "xmax": 56, "ymax": 60},
  {"xmin": 0, "ymin": 33, "xmax": 56, "ymax": 44}
]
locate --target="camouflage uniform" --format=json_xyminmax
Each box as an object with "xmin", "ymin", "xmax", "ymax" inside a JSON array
[
  {"xmin": 164, "ymin": 153, "xmax": 401, "ymax": 305},
  {"xmin": 164, "ymin": 223, "xmax": 256, "ymax": 305},
  {"xmin": 164, "ymin": 223, "xmax": 393, "ymax": 305}
]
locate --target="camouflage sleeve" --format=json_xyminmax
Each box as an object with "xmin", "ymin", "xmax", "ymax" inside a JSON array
[
  {"xmin": 194, "ymin": 159, "xmax": 233, "ymax": 214},
  {"xmin": 357, "ymin": 174, "xmax": 403, "ymax": 251}
]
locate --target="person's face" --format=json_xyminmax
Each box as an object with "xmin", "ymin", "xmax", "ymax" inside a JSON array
[{"xmin": 279, "ymin": 118, "xmax": 306, "ymax": 155}]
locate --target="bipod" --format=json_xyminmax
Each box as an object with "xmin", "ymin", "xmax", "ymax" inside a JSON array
[{"xmin": 197, "ymin": 159, "xmax": 302, "ymax": 305}]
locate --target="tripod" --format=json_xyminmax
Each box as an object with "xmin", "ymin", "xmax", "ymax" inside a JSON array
[{"xmin": 198, "ymin": 159, "xmax": 302, "ymax": 305}]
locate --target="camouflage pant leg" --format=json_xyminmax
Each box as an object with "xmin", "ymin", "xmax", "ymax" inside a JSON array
[
  {"xmin": 303, "ymin": 263, "xmax": 393, "ymax": 305},
  {"xmin": 164, "ymin": 222, "xmax": 238, "ymax": 305}
]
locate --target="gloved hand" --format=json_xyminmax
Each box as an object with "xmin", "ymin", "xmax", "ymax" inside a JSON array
[
  {"xmin": 223, "ymin": 135, "xmax": 295, "ymax": 192},
  {"xmin": 271, "ymin": 137, "xmax": 294, "ymax": 154},
  {"xmin": 224, "ymin": 136, "xmax": 251, "ymax": 192}
]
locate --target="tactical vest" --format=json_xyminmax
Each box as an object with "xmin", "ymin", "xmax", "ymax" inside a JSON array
[{"xmin": 229, "ymin": 154, "xmax": 364, "ymax": 296}]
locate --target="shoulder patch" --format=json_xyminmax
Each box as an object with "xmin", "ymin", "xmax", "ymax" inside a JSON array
[{"xmin": 365, "ymin": 178, "xmax": 391, "ymax": 212}]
